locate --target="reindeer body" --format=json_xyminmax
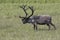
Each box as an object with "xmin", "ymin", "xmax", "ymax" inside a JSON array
[
  {"xmin": 19, "ymin": 5, "xmax": 56, "ymax": 30},
  {"xmin": 27, "ymin": 15, "xmax": 51, "ymax": 24}
]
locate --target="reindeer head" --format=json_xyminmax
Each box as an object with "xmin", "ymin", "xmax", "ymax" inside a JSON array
[{"xmin": 19, "ymin": 5, "xmax": 34, "ymax": 24}]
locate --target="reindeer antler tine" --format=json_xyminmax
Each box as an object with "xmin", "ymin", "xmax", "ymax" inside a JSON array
[
  {"xmin": 23, "ymin": 5, "xmax": 26, "ymax": 8},
  {"xmin": 29, "ymin": 6, "xmax": 33, "ymax": 8},
  {"xmin": 19, "ymin": 5, "xmax": 28, "ymax": 17},
  {"xmin": 19, "ymin": 16, "xmax": 25, "ymax": 18},
  {"xmin": 27, "ymin": 6, "xmax": 34, "ymax": 18},
  {"xmin": 20, "ymin": 5, "xmax": 27, "ymax": 9},
  {"xmin": 28, "ymin": 6, "xmax": 34, "ymax": 11}
]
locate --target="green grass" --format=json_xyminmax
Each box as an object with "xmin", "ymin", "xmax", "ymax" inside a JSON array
[
  {"xmin": 0, "ymin": 3, "xmax": 60, "ymax": 40},
  {"xmin": 0, "ymin": 0, "xmax": 60, "ymax": 3}
]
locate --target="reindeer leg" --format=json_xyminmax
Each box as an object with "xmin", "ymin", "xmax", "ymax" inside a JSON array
[
  {"xmin": 50, "ymin": 22, "xmax": 56, "ymax": 30},
  {"xmin": 33, "ymin": 24, "xmax": 36, "ymax": 30},
  {"xmin": 33, "ymin": 23, "xmax": 37, "ymax": 30},
  {"xmin": 47, "ymin": 24, "xmax": 50, "ymax": 30},
  {"xmin": 35, "ymin": 25, "xmax": 37, "ymax": 30}
]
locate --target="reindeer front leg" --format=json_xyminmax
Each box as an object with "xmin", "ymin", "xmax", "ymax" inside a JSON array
[{"xmin": 33, "ymin": 23, "xmax": 37, "ymax": 30}]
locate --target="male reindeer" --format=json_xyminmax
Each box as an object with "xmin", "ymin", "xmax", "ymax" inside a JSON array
[{"xmin": 19, "ymin": 5, "xmax": 56, "ymax": 30}]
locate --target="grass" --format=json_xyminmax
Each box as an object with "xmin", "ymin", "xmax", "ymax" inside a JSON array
[
  {"xmin": 0, "ymin": 0, "xmax": 60, "ymax": 3},
  {"xmin": 0, "ymin": 3, "xmax": 60, "ymax": 40}
]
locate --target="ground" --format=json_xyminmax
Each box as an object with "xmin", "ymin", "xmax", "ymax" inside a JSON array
[{"xmin": 0, "ymin": 0, "xmax": 60, "ymax": 40}]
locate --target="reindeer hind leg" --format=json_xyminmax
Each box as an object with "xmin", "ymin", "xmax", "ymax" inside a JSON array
[{"xmin": 50, "ymin": 22, "xmax": 56, "ymax": 30}]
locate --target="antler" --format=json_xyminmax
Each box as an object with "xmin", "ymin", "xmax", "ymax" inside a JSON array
[
  {"xmin": 20, "ymin": 5, "xmax": 28, "ymax": 17},
  {"xmin": 19, "ymin": 16, "xmax": 25, "ymax": 18},
  {"xmin": 27, "ymin": 6, "xmax": 34, "ymax": 18}
]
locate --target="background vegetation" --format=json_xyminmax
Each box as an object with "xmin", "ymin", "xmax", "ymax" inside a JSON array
[
  {"xmin": 0, "ymin": 0, "xmax": 60, "ymax": 3},
  {"xmin": 0, "ymin": 0, "xmax": 60, "ymax": 40}
]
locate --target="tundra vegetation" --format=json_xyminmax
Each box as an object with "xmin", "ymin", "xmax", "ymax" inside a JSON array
[{"xmin": 0, "ymin": 0, "xmax": 60, "ymax": 40}]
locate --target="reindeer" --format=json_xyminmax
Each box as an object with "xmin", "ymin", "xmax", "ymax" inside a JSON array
[{"xmin": 19, "ymin": 5, "xmax": 56, "ymax": 30}]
